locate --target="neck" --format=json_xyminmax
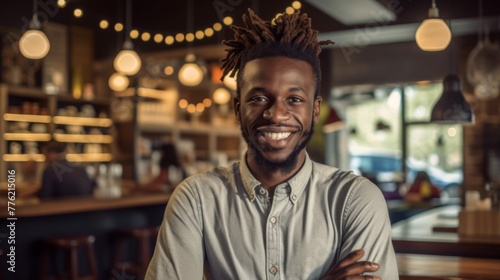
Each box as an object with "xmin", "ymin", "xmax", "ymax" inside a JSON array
[{"xmin": 245, "ymin": 151, "xmax": 306, "ymax": 191}]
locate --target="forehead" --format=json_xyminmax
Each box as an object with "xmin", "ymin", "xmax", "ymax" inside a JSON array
[{"xmin": 241, "ymin": 56, "xmax": 314, "ymax": 83}]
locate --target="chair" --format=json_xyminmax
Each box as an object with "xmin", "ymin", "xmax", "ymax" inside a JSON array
[
  {"xmin": 40, "ymin": 234, "xmax": 98, "ymax": 280},
  {"xmin": 111, "ymin": 226, "xmax": 159, "ymax": 280}
]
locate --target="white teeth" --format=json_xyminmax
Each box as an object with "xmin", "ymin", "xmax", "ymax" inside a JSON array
[{"xmin": 264, "ymin": 132, "xmax": 292, "ymax": 140}]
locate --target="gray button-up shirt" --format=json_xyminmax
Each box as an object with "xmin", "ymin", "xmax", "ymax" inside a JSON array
[{"xmin": 146, "ymin": 154, "xmax": 398, "ymax": 279}]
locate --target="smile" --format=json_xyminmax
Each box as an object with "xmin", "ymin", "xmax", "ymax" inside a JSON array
[{"xmin": 263, "ymin": 132, "xmax": 292, "ymax": 140}]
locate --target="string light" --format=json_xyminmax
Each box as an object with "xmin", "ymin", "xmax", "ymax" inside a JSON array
[
  {"xmin": 99, "ymin": 20, "xmax": 109, "ymax": 29},
  {"xmin": 55, "ymin": 1, "xmax": 301, "ymax": 47},
  {"xmin": 154, "ymin": 34, "xmax": 163, "ymax": 43},
  {"xmin": 195, "ymin": 30, "xmax": 205, "ymax": 40},
  {"xmin": 130, "ymin": 29, "xmax": 139, "ymax": 39},
  {"xmin": 213, "ymin": 22, "xmax": 223, "ymax": 31},
  {"xmin": 141, "ymin": 32, "xmax": 151, "ymax": 41},
  {"xmin": 292, "ymin": 1, "xmax": 302, "ymax": 9},
  {"xmin": 114, "ymin": 23, "xmax": 123, "ymax": 32},
  {"xmin": 186, "ymin": 104, "xmax": 196, "ymax": 114},
  {"xmin": 204, "ymin": 28, "xmax": 214, "ymax": 37},
  {"xmin": 165, "ymin": 36, "xmax": 175, "ymax": 45},
  {"xmin": 186, "ymin": 33, "xmax": 195, "ymax": 42},
  {"xmin": 203, "ymin": 98, "xmax": 212, "ymax": 107},
  {"xmin": 164, "ymin": 65, "xmax": 174, "ymax": 75},
  {"xmin": 175, "ymin": 33, "xmax": 185, "ymax": 42},
  {"xmin": 57, "ymin": 0, "xmax": 66, "ymax": 8},
  {"xmin": 73, "ymin": 8, "xmax": 83, "ymax": 18},
  {"xmin": 179, "ymin": 99, "xmax": 189, "ymax": 109},
  {"xmin": 223, "ymin": 16, "xmax": 233, "ymax": 25}
]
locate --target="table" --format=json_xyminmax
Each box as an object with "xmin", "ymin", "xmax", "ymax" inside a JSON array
[
  {"xmin": 397, "ymin": 253, "xmax": 500, "ymax": 279},
  {"xmin": 392, "ymin": 205, "xmax": 500, "ymax": 258}
]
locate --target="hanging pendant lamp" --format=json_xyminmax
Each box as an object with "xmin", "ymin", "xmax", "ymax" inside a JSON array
[
  {"xmin": 178, "ymin": 0, "xmax": 204, "ymax": 87},
  {"xmin": 113, "ymin": 0, "xmax": 141, "ymax": 76},
  {"xmin": 19, "ymin": 0, "xmax": 50, "ymax": 59},
  {"xmin": 430, "ymin": 74, "xmax": 474, "ymax": 124},
  {"xmin": 415, "ymin": 0, "xmax": 452, "ymax": 52}
]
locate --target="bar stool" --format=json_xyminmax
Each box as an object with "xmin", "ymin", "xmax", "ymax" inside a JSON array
[
  {"xmin": 40, "ymin": 234, "xmax": 98, "ymax": 280},
  {"xmin": 111, "ymin": 226, "xmax": 159, "ymax": 280}
]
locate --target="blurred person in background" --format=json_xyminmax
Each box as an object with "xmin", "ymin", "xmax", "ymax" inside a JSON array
[
  {"xmin": 140, "ymin": 143, "xmax": 186, "ymax": 192},
  {"xmin": 38, "ymin": 140, "xmax": 93, "ymax": 198},
  {"xmin": 405, "ymin": 171, "xmax": 441, "ymax": 202}
]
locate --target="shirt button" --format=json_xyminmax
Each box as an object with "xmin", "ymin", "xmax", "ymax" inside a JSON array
[
  {"xmin": 291, "ymin": 194, "xmax": 298, "ymax": 201},
  {"xmin": 270, "ymin": 216, "xmax": 277, "ymax": 224},
  {"xmin": 269, "ymin": 266, "xmax": 278, "ymax": 274},
  {"xmin": 259, "ymin": 188, "xmax": 266, "ymax": 195}
]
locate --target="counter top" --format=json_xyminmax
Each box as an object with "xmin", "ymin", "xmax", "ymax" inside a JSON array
[
  {"xmin": 392, "ymin": 205, "xmax": 500, "ymax": 258},
  {"xmin": 0, "ymin": 191, "xmax": 170, "ymax": 218}
]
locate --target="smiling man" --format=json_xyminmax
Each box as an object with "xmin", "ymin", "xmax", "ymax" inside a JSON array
[{"xmin": 146, "ymin": 9, "xmax": 398, "ymax": 280}]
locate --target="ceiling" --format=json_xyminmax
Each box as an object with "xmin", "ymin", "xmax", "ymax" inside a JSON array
[{"xmin": 1, "ymin": 0, "xmax": 499, "ymax": 60}]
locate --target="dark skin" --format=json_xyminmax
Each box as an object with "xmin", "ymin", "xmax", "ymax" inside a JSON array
[
  {"xmin": 235, "ymin": 57, "xmax": 320, "ymax": 192},
  {"xmin": 234, "ymin": 56, "xmax": 380, "ymax": 279}
]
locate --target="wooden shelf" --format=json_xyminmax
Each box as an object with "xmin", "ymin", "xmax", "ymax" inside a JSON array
[
  {"xmin": 53, "ymin": 116, "xmax": 112, "ymax": 127},
  {"xmin": 54, "ymin": 133, "xmax": 113, "ymax": 143},
  {"xmin": 3, "ymin": 133, "xmax": 52, "ymax": 141},
  {"xmin": 66, "ymin": 153, "xmax": 113, "ymax": 162},
  {"xmin": 3, "ymin": 113, "xmax": 51, "ymax": 123},
  {"xmin": 3, "ymin": 154, "xmax": 45, "ymax": 162}
]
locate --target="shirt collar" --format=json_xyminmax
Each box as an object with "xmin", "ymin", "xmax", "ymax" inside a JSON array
[{"xmin": 239, "ymin": 152, "xmax": 313, "ymax": 204}]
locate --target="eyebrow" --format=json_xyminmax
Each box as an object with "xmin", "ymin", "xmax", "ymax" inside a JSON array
[
  {"xmin": 247, "ymin": 87, "xmax": 269, "ymax": 95},
  {"xmin": 288, "ymin": 87, "xmax": 305, "ymax": 93}
]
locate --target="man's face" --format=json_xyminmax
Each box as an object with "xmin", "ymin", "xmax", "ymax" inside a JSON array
[{"xmin": 234, "ymin": 56, "xmax": 321, "ymax": 174}]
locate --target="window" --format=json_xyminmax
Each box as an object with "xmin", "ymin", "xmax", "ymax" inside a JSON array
[{"xmin": 345, "ymin": 82, "xmax": 464, "ymax": 199}]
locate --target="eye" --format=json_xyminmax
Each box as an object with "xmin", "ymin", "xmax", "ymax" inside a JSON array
[
  {"xmin": 287, "ymin": 96, "xmax": 304, "ymax": 103},
  {"xmin": 249, "ymin": 96, "xmax": 268, "ymax": 103}
]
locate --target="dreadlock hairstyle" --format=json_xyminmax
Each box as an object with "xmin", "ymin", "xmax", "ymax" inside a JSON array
[{"xmin": 220, "ymin": 8, "xmax": 334, "ymax": 97}]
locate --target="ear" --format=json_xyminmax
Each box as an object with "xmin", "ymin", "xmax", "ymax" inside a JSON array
[
  {"xmin": 233, "ymin": 97, "xmax": 241, "ymax": 122},
  {"xmin": 313, "ymin": 96, "xmax": 322, "ymax": 124}
]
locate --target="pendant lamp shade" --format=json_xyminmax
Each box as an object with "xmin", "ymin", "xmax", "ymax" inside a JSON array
[
  {"xmin": 113, "ymin": 43, "xmax": 141, "ymax": 76},
  {"xmin": 19, "ymin": 1, "xmax": 50, "ymax": 60},
  {"xmin": 108, "ymin": 72, "xmax": 129, "ymax": 92},
  {"xmin": 213, "ymin": 87, "xmax": 232, "ymax": 104},
  {"xmin": 19, "ymin": 29, "xmax": 50, "ymax": 59},
  {"xmin": 430, "ymin": 74, "xmax": 474, "ymax": 124},
  {"xmin": 415, "ymin": 0, "xmax": 451, "ymax": 52},
  {"xmin": 178, "ymin": 62, "xmax": 204, "ymax": 87}
]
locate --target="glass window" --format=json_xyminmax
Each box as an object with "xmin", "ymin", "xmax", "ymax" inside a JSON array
[{"xmin": 344, "ymin": 82, "xmax": 463, "ymax": 200}]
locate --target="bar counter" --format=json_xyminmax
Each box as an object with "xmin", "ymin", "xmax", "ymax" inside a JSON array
[
  {"xmin": 0, "ymin": 191, "xmax": 171, "ymax": 218},
  {"xmin": 392, "ymin": 205, "xmax": 500, "ymax": 258},
  {"xmin": 0, "ymin": 191, "xmax": 170, "ymax": 280}
]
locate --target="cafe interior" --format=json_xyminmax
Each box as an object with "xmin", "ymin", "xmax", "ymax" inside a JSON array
[{"xmin": 1, "ymin": 0, "xmax": 500, "ymax": 279}]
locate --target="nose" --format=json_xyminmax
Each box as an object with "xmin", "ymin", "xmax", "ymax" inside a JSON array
[{"xmin": 263, "ymin": 101, "xmax": 291, "ymax": 122}]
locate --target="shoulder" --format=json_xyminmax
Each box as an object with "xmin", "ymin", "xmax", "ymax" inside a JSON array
[
  {"xmin": 172, "ymin": 163, "xmax": 238, "ymax": 198},
  {"xmin": 310, "ymin": 161, "xmax": 383, "ymax": 205},
  {"xmin": 312, "ymin": 161, "xmax": 373, "ymax": 191}
]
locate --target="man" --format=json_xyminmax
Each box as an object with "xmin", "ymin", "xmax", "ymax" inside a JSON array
[
  {"xmin": 39, "ymin": 140, "xmax": 93, "ymax": 198},
  {"xmin": 146, "ymin": 9, "xmax": 398, "ymax": 279}
]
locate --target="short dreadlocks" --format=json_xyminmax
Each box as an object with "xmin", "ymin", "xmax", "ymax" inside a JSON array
[{"xmin": 221, "ymin": 8, "xmax": 334, "ymax": 97}]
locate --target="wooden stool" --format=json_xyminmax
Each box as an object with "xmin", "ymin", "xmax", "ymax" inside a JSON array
[
  {"xmin": 40, "ymin": 235, "xmax": 98, "ymax": 280},
  {"xmin": 111, "ymin": 226, "xmax": 159, "ymax": 280}
]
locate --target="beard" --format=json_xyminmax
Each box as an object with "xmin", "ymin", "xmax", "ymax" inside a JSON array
[{"xmin": 240, "ymin": 119, "xmax": 315, "ymax": 175}]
